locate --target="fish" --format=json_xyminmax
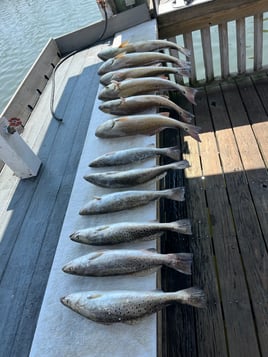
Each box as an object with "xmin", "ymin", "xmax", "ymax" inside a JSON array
[
  {"xmin": 84, "ymin": 160, "xmax": 190, "ymax": 188},
  {"xmin": 89, "ymin": 144, "xmax": 181, "ymax": 167},
  {"xmin": 97, "ymin": 39, "xmax": 191, "ymax": 60},
  {"xmin": 95, "ymin": 114, "xmax": 201, "ymax": 142},
  {"xmin": 70, "ymin": 219, "xmax": 192, "ymax": 245},
  {"xmin": 62, "ymin": 249, "xmax": 193, "ymax": 276},
  {"xmin": 60, "ymin": 287, "xmax": 207, "ymax": 324},
  {"xmin": 98, "ymin": 77, "xmax": 197, "ymax": 105},
  {"xmin": 79, "ymin": 187, "xmax": 185, "ymax": 215},
  {"xmin": 97, "ymin": 52, "xmax": 190, "ymax": 75},
  {"xmin": 99, "ymin": 66, "xmax": 191, "ymax": 86},
  {"xmin": 98, "ymin": 95, "xmax": 194, "ymax": 123}
]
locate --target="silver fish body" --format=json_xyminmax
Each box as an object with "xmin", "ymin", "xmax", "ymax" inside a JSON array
[
  {"xmin": 70, "ymin": 219, "xmax": 192, "ymax": 245},
  {"xmin": 95, "ymin": 114, "xmax": 201, "ymax": 142},
  {"xmin": 89, "ymin": 145, "xmax": 181, "ymax": 167},
  {"xmin": 62, "ymin": 249, "xmax": 193, "ymax": 276},
  {"xmin": 60, "ymin": 287, "xmax": 207, "ymax": 323},
  {"xmin": 99, "ymin": 66, "xmax": 191, "ymax": 86},
  {"xmin": 84, "ymin": 160, "xmax": 189, "ymax": 188},
  {"xmin": 98, "ymin": 39, "xmax": 191, "ymax": 60},
  {"xmin": 98, "ymin": 77, "xmax": 197, "ymax": 105},
  {"xmin": 98, "ymin": 95, "xmax": 194, "ymax": 123},
  {"xmin": 79, "ymin": 187, "xmax": 185, "ymax": 215},
  {"xmin": 97, "ymin": 52, "xmax": 190, "ymax": 75}
]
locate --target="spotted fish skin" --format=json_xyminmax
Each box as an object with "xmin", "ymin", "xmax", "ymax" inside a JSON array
[
  {"xmin": 60, "ymin": 287, "xmax": 207, "ymax": 324},
  {"xmin": 89, "ymin": 145, "xmax": 181, "ymax": 167},
  {"xmin": 79, "ymin": 187, "xmax": 185, "ymax": 215},
  {"xmin": 62, "ymin": 249, "xmax": 193, "ymax": 276},
  {"xmin": 70, "ymin": 219, "xmax": 192, "ymax": 245},
  {"xmin": 84, "ymin": 160, "xmax": 190, "ymax": 188}
]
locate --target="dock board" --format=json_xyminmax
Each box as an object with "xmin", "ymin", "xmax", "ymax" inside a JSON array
[{"xmin": 161, "ymin": 73, "xmax": 268, "ymax": 357}]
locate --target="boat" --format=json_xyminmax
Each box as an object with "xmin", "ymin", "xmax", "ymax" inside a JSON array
[{"xmin": 0, "ymin": 1, "xmax": 267, "ymax": 356}]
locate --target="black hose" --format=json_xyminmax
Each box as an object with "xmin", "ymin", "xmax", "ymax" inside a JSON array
[{"xmin": 50, "ymin": 2, "xmax": 108, "ymax": 122}]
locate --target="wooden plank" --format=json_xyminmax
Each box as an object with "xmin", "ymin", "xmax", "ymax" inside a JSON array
[
  {"xmin": 236, "ymin": 75, "xmax": 268, "ymax": 166},
  {"xmin": 254, "ymin": 13, "xmax": 263, "ymax": 71},
  {"xmin": 218, "ymin": 22, "xmax": 229, "ymax": 78},
  {"xmin": 201, "ymin": 27, "xmax": 214, "ymax": 81},
  {"xmin": 157, "ymin": 0, "xmax": 268, "ymax": 38},
  {"xmin": 183, "ymin": 32, "xmax": 197, "ymax": 83},
  {"xmin": 221, "ymin": 78, "xmax": 268, "ymax": 246},
  {"xmin": 0, "ymin": 46, "xmax": 102, "ymax": 357},
  {"xmin": 206, "ymin": 83, "xmax": 263, "ymax": 356},
  {"xmin": 236, "ymin": 18, "xmax": 246, "ymax": 74},
  {"xmin": 181, "ymin": 91, "xmax": 228, "ymax": 357},
  {"xmin": 193, "ymin": 89, "xmax": 258, "ymax": 356}
]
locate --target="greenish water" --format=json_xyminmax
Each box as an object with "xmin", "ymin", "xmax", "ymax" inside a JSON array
[{"xmin": 0, "ymin": 0, "xmax": 101, "ymax": 113}]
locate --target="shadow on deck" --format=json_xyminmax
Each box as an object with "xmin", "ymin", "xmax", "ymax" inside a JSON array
[
  {"xmin": 0, "ymin": 59, "xmax": 101, "ymax": 357},
  {"xmin": 160, "ymin": 72, "xmax": 268, "ymax": 357}
]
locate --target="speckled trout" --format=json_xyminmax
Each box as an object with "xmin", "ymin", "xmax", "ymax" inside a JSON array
[
  {"xmin": 70, "ymin": 219, "xmax": 192, "ymax": 245},
  {"xmin": 62, "ymin": 249, "xmax": 193, "ymax": 276},
  {"xmin": 60, "ymin": 287, "xmax": 207, "ymax": 324},
  {"xmin": 99, "ymin": 66, "xmax": 191, "ymax": 86},
  {"xmin": 84, "ymin": 160, "xmax": 189, "ymax": 188},
  {"xmin": 98, "ymin": 77, "xmax": 197, "ymax": 105},
  {"xmin": 95, "ymin": 114, "xmax": 201, "ymax": 142},
  {"xmin": 98, "ymin": 95, "xmax": 194, "ymax": 123},
  {"xmin": 97, "ymin": 52, "xmax": 190, "ymax": 75},
  {"xmin": 89, "ymin": 144, "xmax": 181, "ymax": 167},
  {"xmin": 98, "ymin": 40, "xmax": 191, "ymax": 60},
  {"xmin": 79, "ymin": 187, "xmax": 185, "ymax": 215}
]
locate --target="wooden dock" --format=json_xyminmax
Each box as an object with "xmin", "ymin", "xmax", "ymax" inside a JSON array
[{"xmin": 160, "ymin": 72, "xmax": 268, "ymax": 357}]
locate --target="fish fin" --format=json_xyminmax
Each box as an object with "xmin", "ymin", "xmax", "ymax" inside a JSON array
[
  {"xmin": 172, "ymin": 159, "xmax": 190, "ymax": 169},
  {"xmin": 174, "ymin": 219, "xmax": 192, "ymax": 235},
  {"xmin": 166, "ymin": 253, "xmax": 193, "ymax": 275},
  {"xmin": 123, "ymin": 317, "xmax": 145, "ymax": 325},
  {"xmin": 87, "ymin": 294, "xmax": 102, "ymax": 300},
  {"xmin": 183, "ymin": 123, "xmax": 202, "ymax": 142},
  {"xmin": 167, "ymin": 187, "xmax": 185, "ymax": 202},
  {"xmin": 176, "ymin": 66, "xmax": 191, "ymax": 77},
  {"xmin": 93, "ymin": 196, "xmax": 102, "ymax": 200},
  {"xmin": 137, "ymin": 232, "xmax": 163, "ymax": 242},
  {"xmin": 160, "ymin": 75, "xmax": 169, "ymax": 80},
  {"xmin": 119, "ymin": 40, "xmax": 129, "ymax": 48},
  {"xmin": 180, "ymin": 287, "xmax": 207, "ymax": 308},
  {"xmin": 88, "ymin": 251, "xmax": 104, "ymax": 260},
  {"xmin": 131, "ymin": 266, "xmax": 159, "ymax": 277},
  {"xmin": 146, "ymin": 143, "xmax": 156, "ymax": 148},
  {"xmin": 179, "ymin": 109, "xmax": 195, "ymax": 123},
  {"xmin": 178, "ymin": 46, "xmax": 191, "ymax": 57},
  {"xmin": 116, "ymin": 117, "xmax": 129, "ymax": 122},
  {"xmin": 166, "ymin": 145, "xmax": 181, "ymax": 161},
  {"xmin": 159, "ymin": 111, "xmax": 170, "ymax": 117},
  {"xmin": 182, "ymin": 86, "xmax": 198, "ymax": 105},
  {"xmin": 96, "ymin": 225, "xmax": 109, "ymax": 231}
]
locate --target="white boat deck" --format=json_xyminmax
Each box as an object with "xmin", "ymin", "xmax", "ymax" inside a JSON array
[{"xmin": 29, "ymin": 20, "xmax": 158, "ymax": 357}]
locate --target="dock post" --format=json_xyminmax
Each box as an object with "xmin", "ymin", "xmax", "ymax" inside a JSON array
[{"xmin": 0, "ymin": 117, "xmax": 41, "ymax": 179}]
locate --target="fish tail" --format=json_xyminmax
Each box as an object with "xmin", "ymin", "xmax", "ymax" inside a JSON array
[
  {"xmin": 171, "ymin": 160, "xmax": 190, "ymax": 170},
  {"xmin": 176, "ymin": 58, "xmax": 191, "ymax": 68},
  {"xmin": 166, "ymin": 253, "xmax": 193, "ymax": 275},
  {"xmin": 165, "ymin": 145, "xmax": 181, "ymax": 161},
  {"xmin": 178, "ymin": 46, "xmax": 191, "ymax": 58},
  {"xmin": 181, "ymin": 86, "xmax": 198, "ymax": 105},
  {"xmin": 178, "ymin": 287, "xmax": 207, "ymax": 308},
  {"xmin": 176, "ymin": 66, "xmax": 191, "ymax": 77},
  {"xmin": 183, "ymin": 123, "xmax": 202, "ymax": 142},
  {"xmin": 173, "ymin": 219, "xmax": 192, "ymax": 235},
  {"xmin": 165, "ymin": 187, "xmax": 185, "ymax": 202},
  {"xmin": 179, "ymin": 109, "xmax": 195, "ymax": 123}
]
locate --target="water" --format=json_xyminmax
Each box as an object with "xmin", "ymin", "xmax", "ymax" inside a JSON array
[{"xmin": 0, "ymin": 0, "xmax": 102, "ymax": 113}]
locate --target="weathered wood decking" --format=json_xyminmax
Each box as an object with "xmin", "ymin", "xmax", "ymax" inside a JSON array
[
  {"xmin": 0, "ymin": 44, "xmax": 105, "ymax": 357},
  {"xmin": 160, "ymin": 72, "xmax": 268, "ymax": 356}
]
